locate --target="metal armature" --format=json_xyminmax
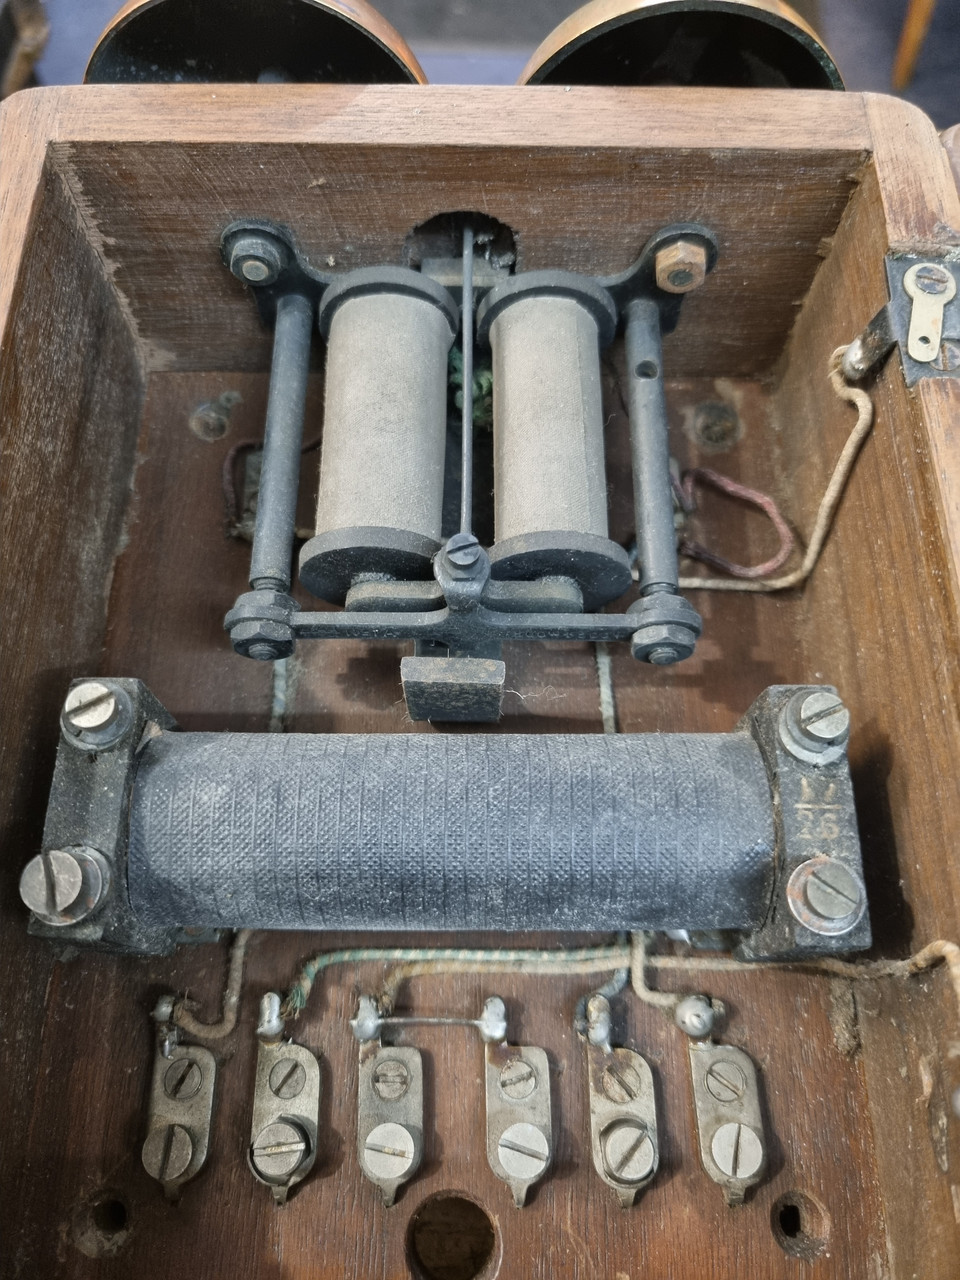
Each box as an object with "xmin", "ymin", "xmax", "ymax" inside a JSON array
[{"xmin": 221, "ymin": 219, "xmax": 717, "ymax": 721}]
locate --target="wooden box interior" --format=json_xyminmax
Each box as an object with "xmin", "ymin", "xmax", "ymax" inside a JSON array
[{"xmin": 2, "ymin": 84, "xmax": 960, "ymax": 1278}]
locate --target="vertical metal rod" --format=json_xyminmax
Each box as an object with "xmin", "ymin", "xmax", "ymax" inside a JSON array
[
  {"xmin": 459, "ymin": 227, "xmax": 475, "ymax": 537},
  {"xmin": 624, "ymin": 297, "xmax": 679, "ymax": 596},
  {"xmin": 249, "ymin": 292, "xmax": 314, "ymax": 591}
]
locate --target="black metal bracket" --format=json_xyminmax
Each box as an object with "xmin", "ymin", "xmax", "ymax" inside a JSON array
[
  {"xmin": 843, "ymin": 251, "xmax": 960, "ymax": 386},
  {"xmin": 220, "ymin": 218, "xmax": 718, "ymax": 719}
]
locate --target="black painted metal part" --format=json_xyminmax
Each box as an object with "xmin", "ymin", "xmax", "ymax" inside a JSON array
[
  {"xmin": 221, "ymin": 220, "xmax": 717, "ymax": 721},
  {"xmin": 30, "ymin": 680, "xmax": 870, "ymax": 958}
]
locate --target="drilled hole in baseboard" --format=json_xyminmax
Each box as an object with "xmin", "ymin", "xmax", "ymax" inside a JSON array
[
  {"xmin": 407, "ymin": 1193, "xmax": 498, "ymax": 1280},
  {"xmin": 772, "ymin": 1191, "xmax": 830, "ymax": 1260}
]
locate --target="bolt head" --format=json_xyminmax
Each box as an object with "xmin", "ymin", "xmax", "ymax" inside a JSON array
[
  {"xmin": 787, "ymin": 856, "xmax": 866, "ymax": 936},
  {"xmin": 251, "ymin": 1120, "xmax": 308, "ymax": 1183},
  {"xmin": 499, "ymin": 1057, "xmax": 538, "ymax": 1100},
  {"xmin": 655, "ymin": 239, "xmax": 708, "ymax": 295},
  {"xmin": 674, "ymin": 995, "xmax": 715, "ymax": 1040},
  {"xmin": 497, "ymin": 1121, "xmax": 549, "ymax": 1181},
  {"xmin": 710, "ymin": 1122, "xmax": 763, "ymax": 1181},
  {"xmin": 164, "ymin": 1057, "xmax": 203, "ymax": 1100},
  {"xmin": 19, "ymin": 846, "xmax": 108, "ymax": 927},
  {"xmin": 600, "ymin": 1119, "xmax": 655, "ymax": 1185},
  {"xmin": 363, "ymin": 1122, "xmax": 415, "ymax": 1181},
  {"xmin": 951, "ymin": 1084, "xmax": 960, "ymax": 1120},
  {"xmin": 142, "ymin": 1124, "xmax": 193, "ymax": 1183},
  {"xmin": 372, "ymin": 1058, "xmax": 410, "ymax": 1101},
  {"xmin": 228, "ymin": 234, "xmax": 286, "ymax": 287},
  {"xmin": 600, "ymin": 1062, "xmax": 641, "ymax": 1104}
]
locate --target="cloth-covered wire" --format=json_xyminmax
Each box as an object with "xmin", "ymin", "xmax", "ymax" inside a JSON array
[
  {"xmin": 678, "ymin": 346, "xmax": 874, "ymax": 591},
  {"xmin": 281, "ymin": 943, "xmax": 632, "ymax": 1021},
  {"xmin": 171, "ymin": 928, "xmax": 253, "ymax": 1040}
]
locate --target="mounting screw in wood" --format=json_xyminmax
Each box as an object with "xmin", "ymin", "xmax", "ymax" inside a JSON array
[
  {"xmin": 599, "ymin": 1118, "xmax": 655, "ymax": 1185},
  {"xmin": 710, "ymin": 1122, "xmax": 764, "ymax": 1180},
  {"xmin": 497, "ymin": 1121, "xmax": 549, "ymax": 1180},
  {"xmin": 251, "ymin": 1120, "xmax": 309, "ymax": 1183},
  {"xmin": 142, "ymin": 1123, "xmax": 193, "ymax": 1183},
  {"xmin": 363, "ymin": 1122, "xmax": 416, "ymax": 1180}
]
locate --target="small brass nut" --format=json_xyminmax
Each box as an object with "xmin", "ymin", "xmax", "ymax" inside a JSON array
[{"xmin": 655, "ymin": 240, "xmax": 708, "ymax": 294}]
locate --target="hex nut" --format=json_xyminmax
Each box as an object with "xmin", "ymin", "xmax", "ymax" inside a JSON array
[
  {"xmin": 228, "ymin": 618, "xmax": 295, "ymax": 661},
  {"xmin": 655, "ymin": 240, "xmax": 708, "ymax": 294}
]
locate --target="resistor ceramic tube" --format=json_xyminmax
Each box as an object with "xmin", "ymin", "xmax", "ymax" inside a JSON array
[
  {"xmin": 298, "ymin": 267, "xmax": 459, "ymax": 604},
  {"xmin": 477, "ymin": 273, "xmax": 632, "ymax": 609}
]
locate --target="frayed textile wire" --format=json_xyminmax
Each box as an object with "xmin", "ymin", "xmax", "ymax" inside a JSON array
[
  {"xmin": 172, "ymin": 929, "xmax": 253, "ymax": 1040},
  {"xmin": 678, "ymin": 345, "xmax": 874, "ymax": 592},
  {"xmin": 281, "ymin": 943, "xmax": 632, "ymax": 1021},
  {"xmin": 636, "ymin": 936, "xmax": 960, "ymax": 1024}
]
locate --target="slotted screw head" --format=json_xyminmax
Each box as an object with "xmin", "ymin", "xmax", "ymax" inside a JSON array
[
  {"xmin": 19, "ymin": 846, "xmax": 106, "ymax": 926},
  {"xmin": 497, "ymin": 1122, "xmax": 549, "ymax": 1181},
  {"xmin": 142, "ymin": 1124, "xmax": 193, "ymax": 1183},
  {"xmin": 269, "ymin": 1058, "xmax": 307, "ymax": 1099},
  {"xmin": 600, "ymin": 1062, "xmax": 641, "ymax": 1104},
  {"xmin": 363, "ymin": 1122, "xmax": 415, "ymax": 1181},
  {"xmin": 798, "ymin": 691, "xmax": 850, "ymax": 744},
  {"xmin": 446, "ymin": 532, "xmax": 482, "ymax": 567},
  {"xmin": 803, "ymin": 861, "xmax": 864, "ymax": 920},
  {"xmin": 787, "ymin": 856, "xmax": 866, "ymax": 935},
  {"xmin": 600, "ymin": 1119, "xmax": 655, "ymax": 1185},
  {"xmin": 164, "ymin": 1057, "xmax": 203, "ymax": 1100},
  {"xmin": 499, "ymin": 1057, "xmax": 537, "ymax": 1100},
  {"xmin": 704, "ymin": 1059, "xmax": 747, "ymax": 1104},
  {"xmin": 913, "ymin": 263, "xmax": 952, "ymax": 294},
  {"xmin": 372, "ymin": 1058, "xmax": 410, "ymax": 1101},
  {"xmin": 20, "ymin": 849, "xmax": 82, "ymax": 916},
  {"xmin": 710, "ymin": 1122, "xmax": 763, "ymax": 1180},
  {"xmin": 63, "ymin": 681, "xmax": 118, "ymax": 731},
  {"xmin": 251, "ymin": 1120, "xmax": 308, "ymax": 1183}
]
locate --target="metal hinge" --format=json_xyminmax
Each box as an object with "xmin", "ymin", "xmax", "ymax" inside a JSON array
[{"xmin": 842, "ymin": 253, "xmax": 960, "ymax": 386}]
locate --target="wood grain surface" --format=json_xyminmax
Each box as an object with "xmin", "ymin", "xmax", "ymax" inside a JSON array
[{"xmin": 2, "ymin": 83, "xmax": 960, "ymax": 1280}]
